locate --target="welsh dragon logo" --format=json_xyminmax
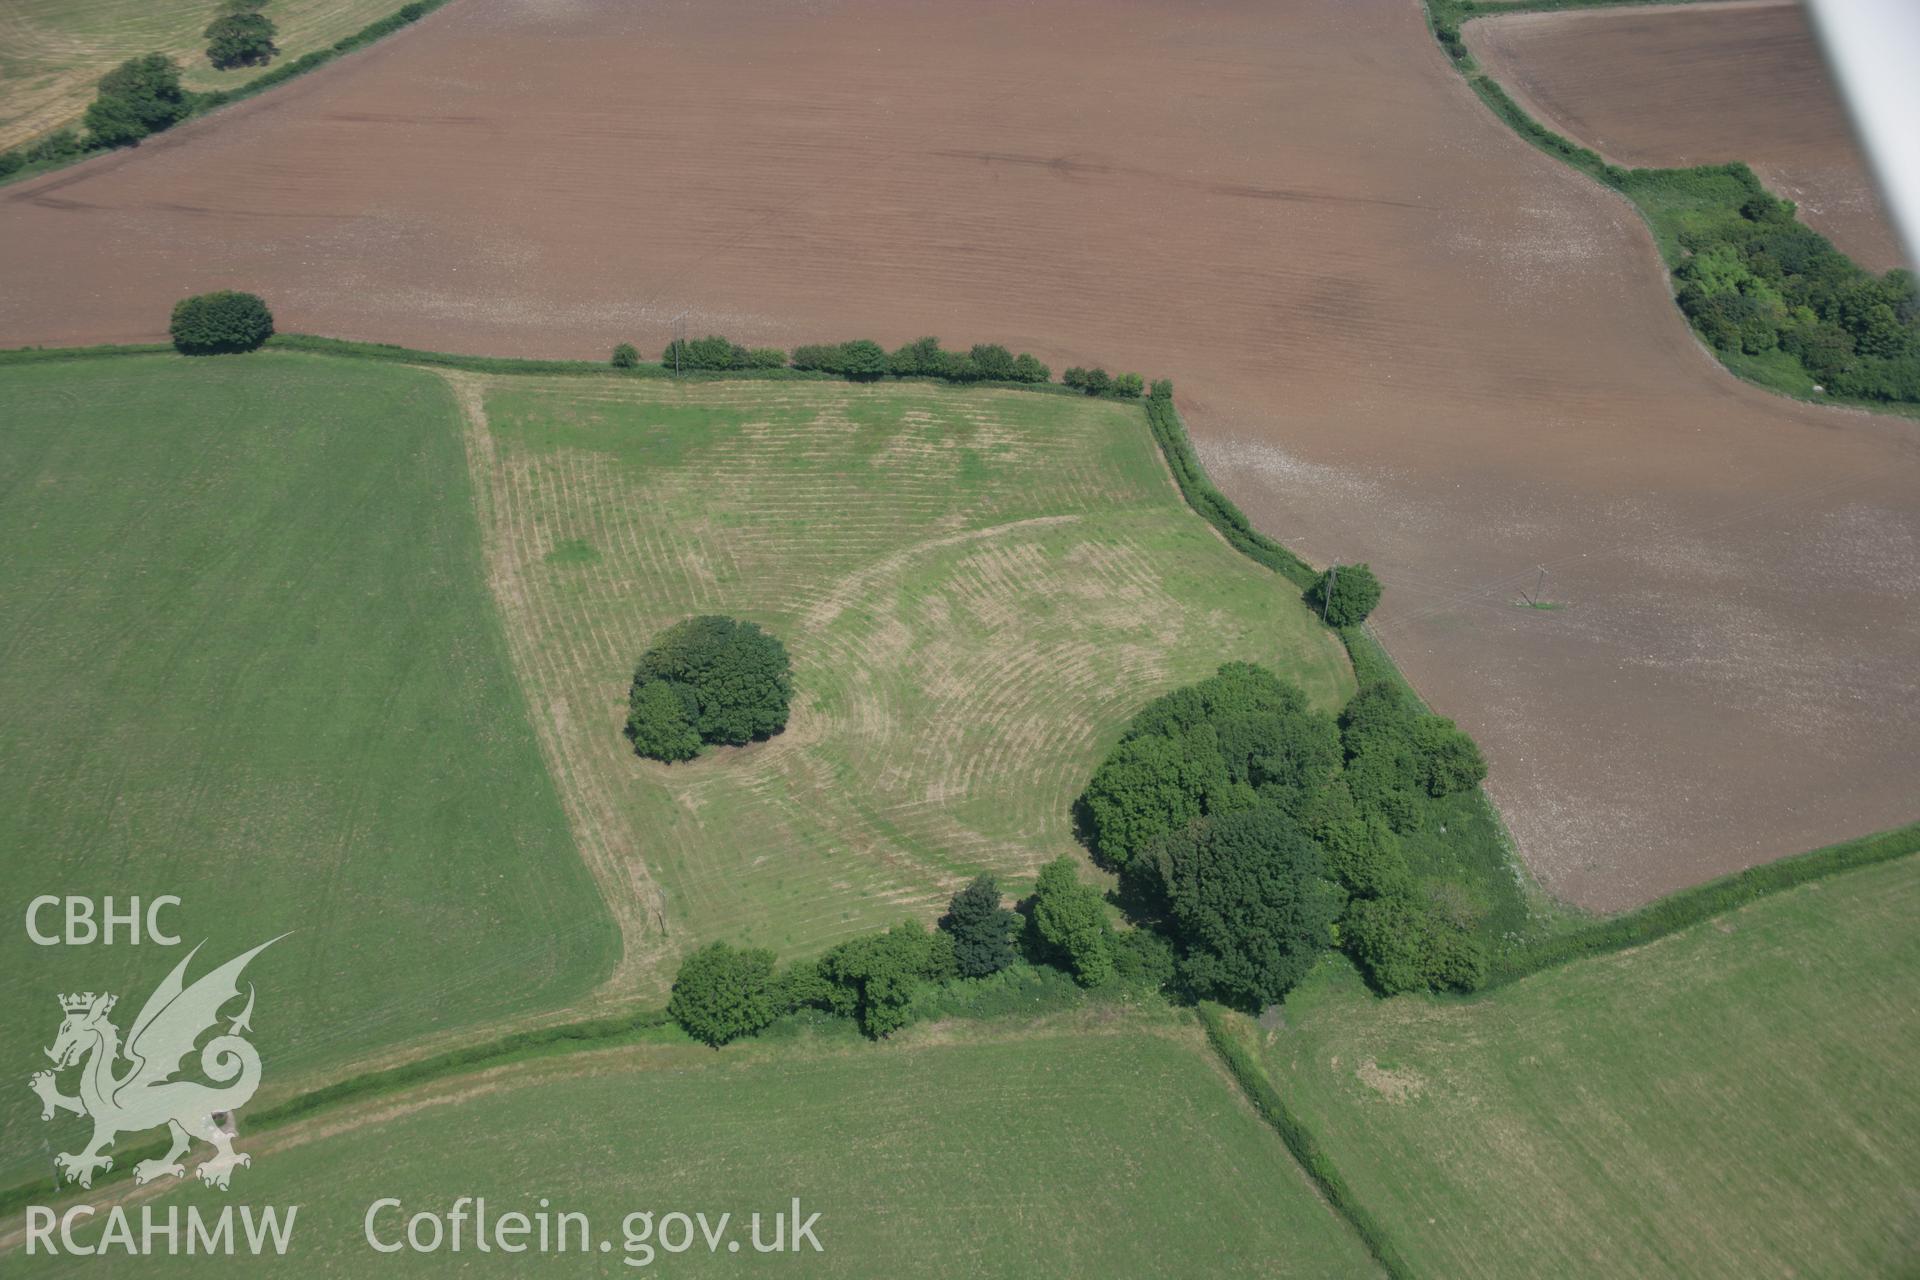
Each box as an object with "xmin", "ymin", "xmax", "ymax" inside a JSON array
[{"xmin": 30, "ymin": 937, "xmax": 282, "ymax": 1191}]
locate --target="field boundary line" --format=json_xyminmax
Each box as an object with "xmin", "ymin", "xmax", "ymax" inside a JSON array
[
  {"xmin": 1196, "ymin": 1003, "xmax": 1409, "ymax": 1279},
  {"xmin": 437, "ymin": 367, "xmax": 671, "ymax": 1000}
]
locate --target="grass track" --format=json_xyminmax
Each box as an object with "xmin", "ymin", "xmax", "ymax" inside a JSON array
[
  {"xmin": 0, "ymin": 353, "xmax": 617, "ymax": 1186},
  {"xmin": 16, "ymin": 1014, "xmax": 1383, "ymax": 1277},
  {"xmin": 1252, "ymin": 854, "xmax": 1920, "ymax": 1278},
  {"xmin": 454, "ymin": 374, "xmax": 1352, "ymax": 992}
]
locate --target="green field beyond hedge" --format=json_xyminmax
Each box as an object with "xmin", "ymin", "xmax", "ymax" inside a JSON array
[
  {"xmin": 19, "ymin": 1014, "xmax": 1382, "ymax": 1277},
  {"xmin": 0, "ymin": 355, "xmax": 618, "ymax": 1186},
  {"xmin": 1252, "ymin": 853, "xmax": 1920, "ymax": 1278}
]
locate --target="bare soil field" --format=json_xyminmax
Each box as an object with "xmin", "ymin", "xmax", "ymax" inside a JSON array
[
  {"xmin": 0, "ymin": 0, "xmax": 1915, "ymax": 911},
  {"xmin": 1465, "ymin": 0, "xmax": 1906, "ymax": 271}
]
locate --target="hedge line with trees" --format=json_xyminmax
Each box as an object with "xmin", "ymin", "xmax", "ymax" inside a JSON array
[
  {"xmin": 1080, "ymin": 662, "xmax": 1487, "ymax": 1005},
  {"xmin": 1, "ymin": 1, "xmax": 449, "ymax": 180},
  {"xmin": 626, "ymin": 616, "xmax": 792, "ymax": 762},
  {"xmin": 667, "ymin": 863, "xmax": 1158, "ymax": 1044}
]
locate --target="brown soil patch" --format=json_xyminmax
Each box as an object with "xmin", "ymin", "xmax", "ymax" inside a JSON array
[
  {"xmin": 1465, "ymin": 0, "xmax": 1906, "ymax": 271},
  {"xmin": 0, "ymin": 0, "xmax": 1916, "ymax": 910}
]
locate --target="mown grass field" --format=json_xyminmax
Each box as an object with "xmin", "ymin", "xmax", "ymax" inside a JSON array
[
  {"xmin": 453, "ymin": 374, "xmax": 1353, "ymax": 992},
  {"xmin": 0, "ymin": 0, "xmax": 405, "ymax": 149},
  {"xmin": 18, "ymin": 1011, "xmax": 1382, "ymax": 1277},
  {"xmin": 0, "ymin": 353, "xmax": 617, "ymax": 1186},
  {"xmin": 1250, "ymin": 853, "xmax": 1920, "ymax": 1278}
]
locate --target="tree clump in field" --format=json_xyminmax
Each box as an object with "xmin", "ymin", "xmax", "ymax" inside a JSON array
[
  {"xmin": 792, "ymin": 918, "xmax": 956, "ymax": 1038},
  {"xmin": 1669, "ymin": 176, "xmax": 1919, "ymax": 403},
  {"xmin": 610, "ymin": 342, "xmax": 640, "ymax": 368},
  {"xmin": 668, "ymin": 941, "xmax": 779, "ymax": 1046},
  {"xmin": 941, "ymin": 874, "xmax": 1020, "ymax": 978},
  {"xmin": 169, "ymin": 291, "xmax": 274, "ymax": 354},
  {"xmin": 1307, "ymin": 563, "xmax": 1382, "ymax": 627},
  {"xmin": 84, "ymin": 54, "xmax": 190, "ymax": 149},
  {"xmin": 206, "ymin": 0, "xmax": 279, "ymax": 70},
  {"xmin": 626, "ymin": 615, "xmax": 792, "ymax": 762},
  {"xmin": 1078, "ymin": 662, "xmax": 1490, "ymax": 1005}
]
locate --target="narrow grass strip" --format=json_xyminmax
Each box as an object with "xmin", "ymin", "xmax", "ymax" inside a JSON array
[{"xmin": 1196, "ymin": 1003, "xmax": 1412, "ymax": 1279}]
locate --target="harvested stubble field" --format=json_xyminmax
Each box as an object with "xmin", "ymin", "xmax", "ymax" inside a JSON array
[
  {"xmin": 7, "ymin": 1011, "xmax": 1383, "ymax": 1277},
  {"xmin": 1464, "ymin": 0, "xmax": 1906, "ymax": 272},
  {"xmin": 1249, "ymin": 852, "xmax": 1920, "ymax": 1278},
  {"xmin": 0, "ymin": 0, "xmax": 405, "ymax": 151},
  {"xmin": 0, "ymin": 353, "xmax": 617, "ymax": 1188},
  {"xmin": 453, "ymin": 374, "xmax": 1350, "ymax": 989},
  {"xmin": 0, "ymin": 0, "xmax": 1917, "ymax": 909}
]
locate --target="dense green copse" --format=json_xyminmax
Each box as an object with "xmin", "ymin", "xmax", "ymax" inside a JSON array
[
  {"xmin": 1427, "ymin": 0, "xmax": 1920, "ymax": 408},
  {"xmin": 1082, "ymin": 663, "xmax": 1340, "ymax": 869},
  {"xmin": 1669, "ymin": 186, "xmax": 1918, "ymax": 401},
  {"xmin": 626, "ymin": 615, "xmax": 792, "ymax": 760},
  {"xmin": 808, "ymin": 918, "xmax": 957, "ymax": 1037},
  {"xmin": 83, "ymin": 53, "xmax": 190, "ymax": 148},
  {"xmin": 609, "ymin": 342, "xmax": 640, "ymax": 368},
  {"xmin": 169, "ymin": 291, "xmax": 275, "ymax": 354},
  {"xmin": 1081, "ymin": 663, "xmax": 1490, "ymax": 1003},
  {"xmin": 667, "ymin": 942, "xmax": 779, "ymax": 1046},
  {"xmin": 1158, "ymin": 803, "xmax": 1346, "ymax": 1008}
]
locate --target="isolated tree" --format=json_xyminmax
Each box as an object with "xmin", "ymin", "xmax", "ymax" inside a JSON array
[
  {"xmin": 205, "ymin": 1, "xmax": 278, "ymax": 70},
  {"xmin": 840, "ymin": 339, "xmax": 889, "ymax": 381},
  {"xmin": 1308, "ymin": 562, "xmax": 1382, "ymax": 627},
  {"xmin": 1029, "ymin": 857, "xmax": 1114, "ymax": 986},
  {"xmin": 628, "ymin": 615, "xmax": 792, "ymax": 756},
  {"xmin": 169, "ymin": 291, "xmax": 273, "ymax": 354},
  {"xmin": 1157, "ymin": 803, "xmax": 1345, "ymax": 1008},
  {"xmin": 940, "ymin": 874, "xmax": 1019, "ymax": 978},
  {"xmin": 84, "ymin": 54, "xmax": 189, "ymax": 148},
  {"xmin": 668, "ymin": 942, "xmax": 779, "ymax": 1045},
  {"xmin": 611, "ymin": 342, "xmax": 640, "ymax": 368}
]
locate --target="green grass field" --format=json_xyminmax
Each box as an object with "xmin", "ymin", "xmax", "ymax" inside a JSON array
[
  {"xmin": 17, "ymin": 1011, "xmax": 1382, "ymax": 1277},
  {"xmin": 0, "ymin": 354, "xmax": 617, "ymax": 1185},
  {"xmin": 453, "ymin": 373, "xmax": 1352, "ymax": 991},
  {"xmin": 0, "ymin": 0, "xmax": 406, "ymax": 149},
  {"xmin": 1248, "ymin": 853, "xmax": 1920, "ymax": 1278}
]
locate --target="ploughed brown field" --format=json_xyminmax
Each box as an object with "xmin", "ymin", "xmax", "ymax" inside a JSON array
[
  {"xmin": 1466, "ymin": 0, "xmax": 1906, "ymax": 272},
  {"xmin": 0, "ymin": 0, "xmax": 1915, "ymax": 910}
]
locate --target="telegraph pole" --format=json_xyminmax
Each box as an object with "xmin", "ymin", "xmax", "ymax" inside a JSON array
[
  {"xmin": 1325, "ymin": 562, "xmax": 1339, "ymax": 621},
  {"xmin": 671, "ymin": 310, "xmax": 688, "ymax": 376},
  {"xmin": 1531, "ymin": 565, "xmax": 1547, "ymax": 605}
]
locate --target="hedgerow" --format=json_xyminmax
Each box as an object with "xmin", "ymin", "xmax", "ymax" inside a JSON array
[{"xmin": 1196, "ymin": 1004, "xmax": 1413, "ymax": 1279}]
